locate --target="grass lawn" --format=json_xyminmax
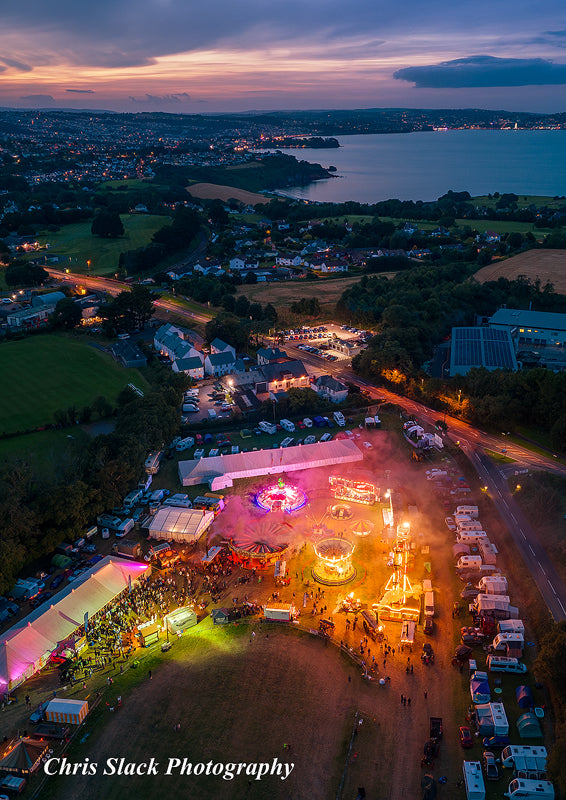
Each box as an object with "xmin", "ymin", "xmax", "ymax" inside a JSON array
[
  {"xmin": 0, "ymin": 427, "xmax": 92, "ymax": 471},
  {"xmin": 159, "ymin": 293, "xmax": 215, "ymax": 320},
  {"xmin": 34, "ymin": 214, "xmax": 168, "ymax": 276},
  {"xmin": 471, "ymin": 194, "xmax": 566, "ymax": 209},
  {"xmin": 0, "ymin": 334, "xmax": 148, "ymax": 434}
]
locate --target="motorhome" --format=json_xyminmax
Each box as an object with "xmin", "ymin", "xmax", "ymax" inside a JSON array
[
  {"xmin": 144, "ymin": 451, "xmax": 163, "ymax": 474},
  {"xmin": 487, "ymin": 655, "xmax": 527, "ymax": 673},
  {"xmin": 123, "ymin": 489, "xmax": 143, "ymax": 509},
  {"xmin": 424, "ymin": 591, "xmax": 435, "ymax": 617}
]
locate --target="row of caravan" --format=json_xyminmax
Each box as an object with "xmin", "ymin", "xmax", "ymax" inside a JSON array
[{"xmin": 463, "ymin": 761, "xmax": 553, "ymax": 800}]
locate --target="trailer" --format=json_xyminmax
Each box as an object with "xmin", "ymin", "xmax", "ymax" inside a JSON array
[
  {"xmin": 303, "ymin": 417, "xmax": 313, "ymax": 428},
  {"xmin": 112, "ymin": 540, "xmax": 142, "ymax": 559},
  {"xmin": 463, "ymin": 761, "xmax": 486, "ymax": 800},
  {"xmin": 501, "ymin": 746, "xmax": 547, "ymax": 770},
  {"xmin": 45, "ymin": 698, "xmax": 89, "ymax": 725},
  {"xmin": 333, "ymin": 411, "xmax": 346, "ymax": 427},
  {"xmin": 263, "ymin": 603, "xmax": 296, "ymax": 622},
  {"xmin": 504, "ymin": 778, "xmax": 554, "ymax": 799},
  {"xmin": 400, "ymin": 619, "xmax": 416, "ymax": 648},
  {"xmin": 456, "ymin": 505, "xmax": 479, "ymax": 518},
  {"xmin": 479, "ymin": 540, "xmax": 498, "ymax": 566},
  {"xmin": 498, "ymin": 619, "xmax": 524, "ymax": 635},
  {"xmin": 258, "ymin": 421, "xmax": 277, "ymax": 435},
  {"xmin": 480, "ymin": 576, "xmax": 508, "ymax": 595},
  {"xmin": 280, "ymin": 419, "xmax": 295, "ymax": 432},
  {"xmin": 144, "ymin": 451, "xmax": 163, "ymax": 474}
]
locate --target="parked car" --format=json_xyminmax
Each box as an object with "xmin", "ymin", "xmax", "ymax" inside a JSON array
[
  {"xmin": 459, "ymin": 726, "xmax": 473, "ymax": 749},
  {"xmin": 482, "ymin": 735, "xmax": 510, "ymax": 749},
  {"xmin": 482, "ymin": 750, "xmax": 500, "ymax": 780},
  {"xmin": 363, "ymin": 441, "xmax": 373, "ymax": 450},
  {"xmin": 424, "ymin": 617, "xmax": 435, "ymax": 635},
  {"xmin": 50, "ymin": 574, "xmax": 64, "ymax": 589},
  {"xmin": 445, "ymin": 516, "xmax": 457, "ymax": 531}
]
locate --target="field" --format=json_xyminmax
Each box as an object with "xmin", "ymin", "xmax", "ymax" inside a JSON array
[
  {"xmin": 34, "ymin": 214, "xmax": 167, "ymax": 276},
  {"xmin": 236, "ymin": 275, "xmax": 373, "ymax": 310},
  {"xmin": 186, "ymin": 183, "xmax": 271, "ymax": 205},
  {"xmin": 471, "ymin": 194, "xmax": 566, "ymax": 210},
  {"xmin": 473, "ymin": 249, "xmax": 566, "ymax": 293},
  {"xmin": 0, "ymin": 334, "xmax": 148, "ymax": 434}
]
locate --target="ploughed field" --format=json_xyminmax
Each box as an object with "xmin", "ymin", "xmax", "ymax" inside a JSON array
[{"xmin": 473, "ymin": 249, "xmax": 566, "ymax": 293}]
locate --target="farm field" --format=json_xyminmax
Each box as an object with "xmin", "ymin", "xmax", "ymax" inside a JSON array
[
  {"xmin": 34, "ymin": 214, "xmax": 167, "ymax": 276},
  {"xmin": 186, "ymin": 182, "xmax": 272, "ymax": 205},
  {"xmin": 0, "ymin": 334, "xmax": 148, "ymax": 435},
  {"xmin": 236, "ymin": 275, "xmax": 374, "ymax": 310},
  {"xmin": 0, "ymin": 427, "xmax": 92, "ymax": 471},
  {"xmin": 473, "ymin": 249, "xmax": 566, "ymax": 293}
]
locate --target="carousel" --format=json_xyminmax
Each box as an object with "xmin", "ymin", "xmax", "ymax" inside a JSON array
[
  {"xmin": 228, "ymin": 518, "xmax": 291, "ymax": 568},
  {"xmin": 255, "ymin": 477, "xmax": 307, "ymax": 514},
  {"xmin": 312, "ymin": 537, "xmax": 356, "ymax": 585}
]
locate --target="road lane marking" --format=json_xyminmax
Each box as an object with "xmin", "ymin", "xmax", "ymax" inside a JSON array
[
  {"xmin": 529, "ymin": 545, "xmax": 535, "ymax": 555},
  {"xmin": 548, "ymin": 582, "xmax": 557, "ymax": 595},
  {"xmin": 537, "ymin": 561, "xmax": 547, "ymax": 576}
]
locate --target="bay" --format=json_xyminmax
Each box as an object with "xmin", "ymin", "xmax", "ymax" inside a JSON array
[{"xmin": 274, "ymin": 129, "xmax": 566, "ymax": 204}]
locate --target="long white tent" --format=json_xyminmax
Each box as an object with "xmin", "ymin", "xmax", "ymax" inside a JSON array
[
  {"xmin": 0, "ymin": 557, "xmax": 150, "ymax": 691},
  {"xmin": 146, "ymin": 507, "xmax": 214, "ymax": 543},
  {"xmin": 178, "ymin": 439, "xmax": 364, "ymax": 489}
]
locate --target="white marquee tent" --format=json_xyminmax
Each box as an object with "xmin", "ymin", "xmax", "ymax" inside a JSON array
[
  {"xmin": 0, "ymin": 557, "xmax": 150, "ymax": 690},
  {"xmin": 178, "ymin": 439, "xmax": 364, "ymax": 489},
  {"xmin": 146, "ymin": 507, "xmax": 214, "ymax": 543}
]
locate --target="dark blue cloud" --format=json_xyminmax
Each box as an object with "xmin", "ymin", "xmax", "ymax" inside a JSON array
[
  {"xmin": 66, "ymin": 88, "xmax": 95, "ymax": 93},
  {"xmin": 0, "ymin": 56, "xmax": 32, "ymax": 71},
  {"xmin": 19, "ymin": 94, "xmax": 56, "ymax": 105},
  {"xmin": 128, "ymin": 92, "xmax": 192, "ymax": 105},
  {"xmin": 394, "ymin": 55, "xmax": 566, "ymax": 88}
]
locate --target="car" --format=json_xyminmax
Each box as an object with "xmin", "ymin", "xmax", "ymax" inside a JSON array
[
  {"xmin": 459, "ymin": 726, "xmax": 473, "ymax": 749},
  {"xmin": 194, "ymin": 448, "xmax": 204, "ymax": 458},
  {"xmin": 253, "ymin": 428, "xmax": 262, "ymax": 436},
  {"xmin": 320, "ymin": 433, "xmax": 332, "ymax": 442},
  {"xmin": 460, "ymin": 584, "xmax": 479, "ymax": 600},
  {"xmin": 482, "ymin": 735, "xmax": 510, "ymax": 750},
  {"xmin": 422, "ymin": 642, "xmax": 434, "ymax": 661},
  {"xmin": 445, "ymin": 516, "xmax": 457, "ymax": 531},
  {"xmin": 363, "ymin": 441, "xmax": 373, "ymax": 450},
  {"xmin": 424, "ymin": 617, "xmax": 435, "ymax": 635},
  {"xmin": 50, "ymin": 574, "xmax": 64, "ymax": 589},
  {"xmin": 297, "ymin": 421, "xmax": 306, "ymax": 429},
  {"xmin": 482, "ymin": 750, "xmax": 500, "ymax": 781},
  {"xmin": 195, "ymin": 434, "xmax": 203, "ymax": 445}
]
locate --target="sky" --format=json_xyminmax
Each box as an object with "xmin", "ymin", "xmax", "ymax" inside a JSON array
[{"xmin": 1, "ymin": 0, "xmax": 566, "ymax": 113}]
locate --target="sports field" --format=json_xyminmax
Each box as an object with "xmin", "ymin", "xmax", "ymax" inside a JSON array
[
  {"xmin": 35, "ymin": 214, "xmax": 167, "ymax": 276},
  {"xmin": 0, "ymin": 334, "xmax": 148, "ymax": 434},
  {"xmin": 473, "ymin": 249, "xmax": 566, "ymax": 293}
]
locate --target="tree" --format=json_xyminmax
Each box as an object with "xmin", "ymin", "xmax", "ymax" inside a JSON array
[
  {"xmin": 234, "ymin": 295, "xmax": 251, "ymax": 318},
  {"xmin": 52, "ymin": 297, "xmax": 82, "ymax": 329},
  {"xmin": 263, "ymin": 303, "xmax": 278, "ymax": 322},
  {"xmin": 91, "ymin": 210, "xmax": 124, "ymax": 238},
  {"xmin": 205, "ymin": 313, "xmax": 250, "ymax": 351}
]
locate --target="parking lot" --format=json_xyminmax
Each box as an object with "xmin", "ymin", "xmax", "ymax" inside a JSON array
[{"xmin": 276, "ymin": 323, "xmax": 373, "ymax": 364}]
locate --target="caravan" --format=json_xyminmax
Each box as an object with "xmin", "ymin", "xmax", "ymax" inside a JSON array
[
  {"xmin": 487, "ymin": 655, "xmax": 527, "ymax": 674},
  {"xmin": 463, "ymin": 761, "xmax": 486, "ymax": 800},
  {"xmin": 504, "ymin": 779, "xmax": 554, "ymax": 799}
]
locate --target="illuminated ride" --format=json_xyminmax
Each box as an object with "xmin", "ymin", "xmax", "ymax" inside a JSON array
[
  {"xmin": 350, "ymin": 519, "xmax": 374, "ymax": 537},
  {"xmin": 329, "ymin": 476, "xmax": 378, "ymax": 506},
  {"xmin": 228, "ymin": 518, "xmax": 290, "ymax": 568},
  {"xmin": 312, "ymin": 537, "xmax": 356, "ymax": 586},
  {"xmin": 255, "ymin": 477, "xmax": 307, "ymax": 513},
  {"xmin": 330, "ymin": 503, "xmax": 353, "ymax": 520},
  {"xmin": 375, "ymin": 520, "xmax": 420, "ymax": 622}
]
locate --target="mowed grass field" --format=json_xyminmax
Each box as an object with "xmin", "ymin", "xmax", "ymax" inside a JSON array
[
  {"xmin": 0, "ymin": 335, "xmax": 148, "ymax": 434},
  {"xmin": 186, "ymin": 182, "xmax": 271, "ymax": 206},
  {"xmin": 38, "ymin": 624, "xmax": 396, "ymax": 800},
  {"xmin": 35, "ymin": 214, "xmax": 168, "ymax": 276},
  {"xmin": 473, "ymin": 249, "xmax": 566, "ymax": 293}
]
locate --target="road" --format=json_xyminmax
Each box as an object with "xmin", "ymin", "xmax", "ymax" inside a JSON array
[
  {"xmin": 284, "ymin": 341, "xmax": 566, "ymax": 621},
  {"xmin": 45, "ymin": 268, "xmax": 212, "ymax": 325}
]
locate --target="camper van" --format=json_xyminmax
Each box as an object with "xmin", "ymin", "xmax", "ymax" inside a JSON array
[
  {"xmin": 123, "ymin": 489, "xmax": 143, "ymax": 509},
  {"xmin": 280, "ymin": 419, "xmax": 295, "ymax": 432},
  {"xmin": 504, "ymin": 779, "xmax": 554, "ymax": 799},
  {"xmin": 487, "ymin": 655, "xmax": 527, "ymax": 674},
  {"xmin": 463, "ymin": 761, "xmax": 486, "ymax": 800},
  {"xmin": 424, "ymin": 591, "xmax": 435, "ymax": 617}
]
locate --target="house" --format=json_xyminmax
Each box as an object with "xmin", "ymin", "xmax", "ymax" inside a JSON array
[
  {"xmin": 210, "ymin": 338, "xmax": 236, "ymax": 359},
  {"xmin": 154, "ymin": 324, "xmax": 203, "ymax": 371},
  {"xmin": 313, "ymin": 375, "xmax": 349, "ymax": 403},
  {"xmin": 276, "ymin": 255, "xmax": 303, "ymax": 267},
  {"xmin": 6, "ymin": 291, "xmax": 67, "ymax": 329},
  {"xmin": 329, "ymin": 338, "xmax": 364, "ymax": 357},
  {"xmin": 229, "ymin": 257, "xmax": 259, "ymax": 271},
  {"xmin": 172, "ymin": 356, "xmax": 204, "ymax": 380},
  {"xmin": 256, "ymin": 347, "xmax": 288, "ymax": 365},
  {"xmin": 111, "ymin": 340, "xmax": 148, "ymax": 369},
  {"xmin": 254, "ymin": 360, "xmax": 310, "ymax": 396},
  {"xmin": 204, "ymin": 351, "xmax": 237, "ymax": 377}
]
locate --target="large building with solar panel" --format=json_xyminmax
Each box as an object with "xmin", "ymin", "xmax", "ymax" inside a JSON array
[
  {"xmin": 449, "ymin": 327, "xmax": 518, "ymax": 376},
  {"xmin": 488, "ymin": 308, "xmax": 566, "ymax": 348}
]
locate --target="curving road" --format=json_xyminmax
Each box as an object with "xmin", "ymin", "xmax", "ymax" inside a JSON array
[{"xmin": 45, "ymin": 268, "xmax": 213, "ymax": 325}]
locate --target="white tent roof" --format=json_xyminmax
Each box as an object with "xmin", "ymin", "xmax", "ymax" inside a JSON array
[
  {"xmin": 147, "ymin": 507, "xmax": 214, "ymax": 542},
  {"xmin": 0, "ymin": 557, "xmax": 150, "ymax": 688},
  {"xmin": 178, "ymin": 439, "xmax": 363, "ymax": 487}
]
